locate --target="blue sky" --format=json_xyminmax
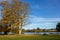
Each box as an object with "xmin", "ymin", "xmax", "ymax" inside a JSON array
[
  {"xmin": 22, "ymin": 0, "xmax": 60, "ymax": 29},
  {"xmin": 0, "ymin": 0, "xmax": 60, "ymax": 29},
  {"xmin": 22, "ymin": 0, "xmax": 60, "ymax": 18}
]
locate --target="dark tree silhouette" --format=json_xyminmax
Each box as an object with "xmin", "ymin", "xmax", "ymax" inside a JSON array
[
  {"xmin": 37, "ymin": 27, "xmax": 40, "ymax": 30},
  {"xmin": 56, "ymin": 23, "xmax": 60, "ymax": 32}
]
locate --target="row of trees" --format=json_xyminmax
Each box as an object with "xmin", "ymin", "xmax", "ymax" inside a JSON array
[
  {"xmin": 0, "ymin": 0, "xmax": 29, "ymax": 35},
  {"xmin": 25, "ymin": 28, "xmax": 56, "ymax": 32},
  {"xmin": 24, "ymin": 22, "xmax": 60, "ymax": 32}
]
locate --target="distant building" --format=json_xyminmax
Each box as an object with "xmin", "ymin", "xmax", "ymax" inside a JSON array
[{"xmin": 47, "ymin": 28, "xmax": 57, "ymax": 32}]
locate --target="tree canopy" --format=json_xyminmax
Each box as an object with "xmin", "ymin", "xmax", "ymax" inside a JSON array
[
  {"xmin": 56, "ymin": 22, "xmax": 60, "ymax": 32},
  {"xmin": 0, "ymin": 0, "xmax": 29, "ymax": 35}
]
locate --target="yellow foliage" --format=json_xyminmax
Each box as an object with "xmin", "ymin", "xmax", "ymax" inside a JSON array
[{"xmin": 0, "ymin": 0, "xmax": 29, "ymax": 32}]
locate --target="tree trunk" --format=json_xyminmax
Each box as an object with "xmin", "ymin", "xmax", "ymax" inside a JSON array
[
  {"xmin": 19, "ymin": 18, "xmax": 22, "ymax": 35},
  {"xmin": 19, "ymin": 26, "xmax": 22, "ymax": 35}
]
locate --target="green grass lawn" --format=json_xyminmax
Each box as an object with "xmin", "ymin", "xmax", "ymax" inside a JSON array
[{"xmin": 0, "ymin": 34, "xmax": 60, "ymax": 40}]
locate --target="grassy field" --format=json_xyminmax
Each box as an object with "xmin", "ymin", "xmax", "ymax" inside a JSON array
[{"xmin": 0, "ymin": 34, "xmax": 60, "ymax": 40}]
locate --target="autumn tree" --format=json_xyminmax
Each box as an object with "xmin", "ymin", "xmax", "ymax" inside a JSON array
[{"xmin": 0, "ymin": 0, "xmax": 29, "ymax": 35}]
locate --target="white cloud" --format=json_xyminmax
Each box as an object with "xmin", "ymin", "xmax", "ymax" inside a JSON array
[
  {"xmin": 31, "ymin": 5, "xmax": 41, "ymax": 10},
  {"xmin": 29, "ymin": 15, "xmax": 60, "ymax": 22},
  {"xmin": 23, "ymin": 15, "xmax": 60, "ymax": 29}
]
